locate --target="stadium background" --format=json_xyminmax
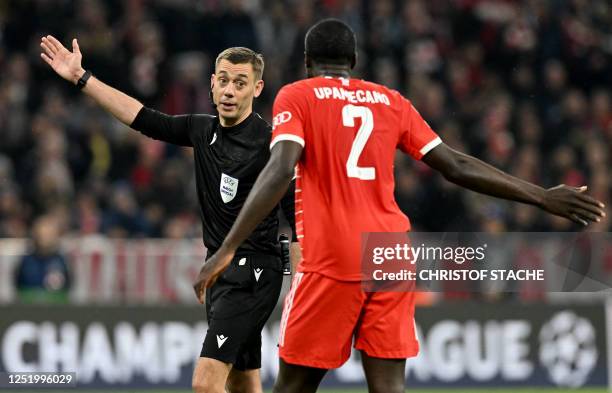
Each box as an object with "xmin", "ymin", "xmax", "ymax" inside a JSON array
[{"xmin": 0, "ymin": 0, "xmax": 611, "ymax": 391}]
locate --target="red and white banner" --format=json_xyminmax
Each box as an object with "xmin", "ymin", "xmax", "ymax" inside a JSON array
[{"xmin": 0, "ymin": 238, "xmax": 206, "ymax": 304}]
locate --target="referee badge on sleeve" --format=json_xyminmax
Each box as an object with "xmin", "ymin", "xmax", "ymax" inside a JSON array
[{"xmin": 220, "ymin": 173, "xmax": 239, "ymax": 203}]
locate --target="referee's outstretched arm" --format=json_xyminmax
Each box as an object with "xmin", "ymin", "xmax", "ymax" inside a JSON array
[{"xmin": 40, "ymin": 35, "xmax": 193, "ymax": 147}]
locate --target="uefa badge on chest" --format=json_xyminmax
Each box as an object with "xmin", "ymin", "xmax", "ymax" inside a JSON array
[{"xmin": 220, "ymin": 173, "xmax": 239, "ymax": 203}]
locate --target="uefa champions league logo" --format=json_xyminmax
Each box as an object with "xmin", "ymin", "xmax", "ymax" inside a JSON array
[{"xmin": 539, "ymin": 311, "xmax": 598, "ymax": 388}]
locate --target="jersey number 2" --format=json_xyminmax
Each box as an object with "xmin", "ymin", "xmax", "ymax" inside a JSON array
[{"xmin": 342, "ymin": 104, "xmax": 375, "ymax": 180}]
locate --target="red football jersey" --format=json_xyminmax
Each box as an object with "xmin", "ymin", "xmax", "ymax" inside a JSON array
[{"xmin": 271, "ymin": 76, "xmax": 441, "ymax": 281}]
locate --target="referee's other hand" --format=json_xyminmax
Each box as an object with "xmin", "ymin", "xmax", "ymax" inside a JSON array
[{"xmin": 193, "ymin": 249, "xmax": 235, "ymax": 304}]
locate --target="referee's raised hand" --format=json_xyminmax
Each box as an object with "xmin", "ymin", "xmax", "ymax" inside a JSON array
[
  {"xmin": 40, "ymin": 35, "xmax": 85, "ymax": 85},
  {"xmin": 193, "ymin": 248, "xmax": 235, "ymax": 304}
]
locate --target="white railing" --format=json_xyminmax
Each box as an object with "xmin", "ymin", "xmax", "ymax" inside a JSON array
[
  {"xmin": 2, "ymin": 234, "xmax": 611, "ymax": 304},
  {"xmin": 0, "ymin": 237, "xmax": 206, "ymax": 304}
]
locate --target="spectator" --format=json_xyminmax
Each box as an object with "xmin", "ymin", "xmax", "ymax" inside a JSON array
[
  {"xmin": 0, "ymin": 0, "xmax": 608, "ymax": 237},
  {"xmin": 14, "ymin": 215, "xmax": 71, "ymax": 303}
]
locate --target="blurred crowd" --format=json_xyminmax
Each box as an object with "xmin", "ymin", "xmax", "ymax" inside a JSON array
[{"xmin": 0, "ymin": 0, "xmax": 610, "ymax": 241}]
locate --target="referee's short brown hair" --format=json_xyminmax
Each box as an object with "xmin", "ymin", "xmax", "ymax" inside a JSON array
[{"xmin": 215, "ymin": 47, "xmax": 265, "ymax": 81}]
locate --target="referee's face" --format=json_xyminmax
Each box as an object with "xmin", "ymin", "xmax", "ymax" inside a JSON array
[{"xmin": 211, "ymin": 59, "xmax": 264, "ymax": 127}]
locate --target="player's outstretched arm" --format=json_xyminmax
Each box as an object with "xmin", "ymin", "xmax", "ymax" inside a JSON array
[
  {"xmin": 422, "ymin": 143, "xmax": 606, "ymax": 226},
  {"xmin": 193, "ymin": 141, "xmax": 303, "ymax": 302},
  {"xmin": 40, "ymin": 35, "xmax": 143, "ymax": 125}
]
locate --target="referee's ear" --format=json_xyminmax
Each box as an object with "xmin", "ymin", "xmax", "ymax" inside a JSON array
[
  {"xmin": 253, "ymin": 79, "xmax": 264, "ymax": 98},
  {"xmin": 209, "ymin": 75, "xmax": 216, "ymax": 106}
]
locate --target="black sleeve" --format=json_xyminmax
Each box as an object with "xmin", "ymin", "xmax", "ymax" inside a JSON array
[
  {"xmin": 280, "ymin": 179, "xmax": 297, "ymax": 242},
  {"xmin": 130, "ymin": 107, "xmax": 194, "ymax": 147}
]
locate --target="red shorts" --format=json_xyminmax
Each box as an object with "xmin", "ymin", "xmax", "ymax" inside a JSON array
[{"xmin": 278, "ymin": 272, "xmax": 419, "ymax": 369}]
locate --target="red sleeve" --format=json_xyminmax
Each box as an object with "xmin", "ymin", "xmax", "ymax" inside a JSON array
[
  {"xmin": 398, "ymin": 97, "xmax": 442, "ymax": 160},
  {"xmin": 271, "ymin": 84, "xmax": 307, "ymax": 149}
]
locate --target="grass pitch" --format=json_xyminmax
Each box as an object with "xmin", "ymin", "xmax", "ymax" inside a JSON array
[{"xmin": 13, "ymin": 388, "xmax": 608, "ymax": 393}]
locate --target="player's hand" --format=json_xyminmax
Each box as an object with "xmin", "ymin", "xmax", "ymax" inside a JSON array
[
  {"xmin": 40, "ymin": 35, "xmax": 86, "ymax": 85},
  {"xmin": 541, "ymin": 185, "xmax": 606, "ymax": 226},
  {"xmin": 193, "ymin": 248, "xmax": 235, "ymax": 304}
]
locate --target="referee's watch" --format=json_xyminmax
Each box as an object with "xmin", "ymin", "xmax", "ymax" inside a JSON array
[{"xmin": 76, "ymin": 70, "xmax": 92, "ymax": 90}]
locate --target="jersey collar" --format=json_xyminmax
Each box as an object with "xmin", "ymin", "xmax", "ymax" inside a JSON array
[{"xmin": 219, "ymin": 112, "xmax": 255, "ymax": 133}]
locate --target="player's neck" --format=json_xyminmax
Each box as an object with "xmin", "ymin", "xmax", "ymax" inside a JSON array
[
  {"xmin": 309, "ymin": 64, "xmax": 351, "ymax": 79},
  {"xmin": 220, "ymin": 108, "xmax": 252, "ymax": 128}
]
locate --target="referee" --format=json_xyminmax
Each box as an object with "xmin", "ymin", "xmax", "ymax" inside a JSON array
[{"xmin": 40, "ymin": 36, "xmax": 296, "ymax": 393}]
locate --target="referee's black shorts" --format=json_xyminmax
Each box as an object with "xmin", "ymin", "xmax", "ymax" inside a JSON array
[{"xmin": 200, "ymin": 253, "xmax": 283, "ymax": 370}]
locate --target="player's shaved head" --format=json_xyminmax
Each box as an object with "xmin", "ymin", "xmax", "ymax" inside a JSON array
[{"xmin": 305, "ymin": 19, "xmax": 356, "ymax": 69}]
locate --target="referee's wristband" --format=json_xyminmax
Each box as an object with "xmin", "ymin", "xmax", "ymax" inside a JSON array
[{"xmin": 76, "ymin": 70, "xmax": 92, "ymax": 90}]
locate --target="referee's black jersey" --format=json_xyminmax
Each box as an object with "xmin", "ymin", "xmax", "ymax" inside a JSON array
[{"xmin": 131, "ymin": 107, "xmax": 294, "ymax": 257}]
